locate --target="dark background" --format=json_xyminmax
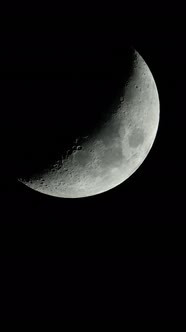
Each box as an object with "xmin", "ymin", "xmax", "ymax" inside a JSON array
[{"xmin": 0, "ymin": 10, "xmax": 185, "ymax": 318}]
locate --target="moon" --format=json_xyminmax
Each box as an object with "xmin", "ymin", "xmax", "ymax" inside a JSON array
[{"xmin": 18, "ymin": 48, "xmax": 160, "ymax": 198}]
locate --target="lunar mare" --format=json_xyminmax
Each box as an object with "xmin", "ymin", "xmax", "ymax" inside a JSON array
[{"xmin": 19, "ymin": 49, "xmax": 160, "ymax": 198}]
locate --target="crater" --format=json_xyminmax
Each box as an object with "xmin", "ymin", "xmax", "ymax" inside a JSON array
[{"xmin": 128, "ymin": 128, "xmax": 144, "ymax": 148}]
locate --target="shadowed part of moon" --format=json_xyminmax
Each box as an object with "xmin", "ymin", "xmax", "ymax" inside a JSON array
[
  {"xmin": 100, "ymin": 117, "xmax": 123, "ymax": 145},
  {"xmin": 128, "ymin": 128, "xmax": 144, "ymax": 148}
]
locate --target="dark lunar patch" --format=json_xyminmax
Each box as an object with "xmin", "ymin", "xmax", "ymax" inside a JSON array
[
  {"xmin": 101, "ymin": 144, "xmax": 123, "ymax": 169},
  {"xmin": 73, "ymin": 150, "xmax": 92, "ymax": 167},
  {"xmin": 128, "ymin": 128, "xmax": 144, "ymax": 148}
]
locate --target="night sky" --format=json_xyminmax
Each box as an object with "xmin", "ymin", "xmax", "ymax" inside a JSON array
[{"xmin": 0, "ymin": 11, "xmax": 185, "ymax": 318}]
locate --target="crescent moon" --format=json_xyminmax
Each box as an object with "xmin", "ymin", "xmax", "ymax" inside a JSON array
[{"xmin": 19, "ymin": 49, "xmax": 160, "ymax": 198}]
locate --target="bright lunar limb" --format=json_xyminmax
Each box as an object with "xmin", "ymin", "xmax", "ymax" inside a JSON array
[{"xmin": 19, "ymin": 49, "xmax": 160, "ymax": 198}]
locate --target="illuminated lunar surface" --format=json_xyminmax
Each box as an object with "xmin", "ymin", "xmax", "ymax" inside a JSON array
[{"xmin": 19, "ymin": 49, "xmax": 160, "ymax": 198}]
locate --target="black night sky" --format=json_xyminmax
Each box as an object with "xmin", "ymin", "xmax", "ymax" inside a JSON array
[{"xmin": 0, "ymin": 10, "xmax": 185, "ymax": 318}]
